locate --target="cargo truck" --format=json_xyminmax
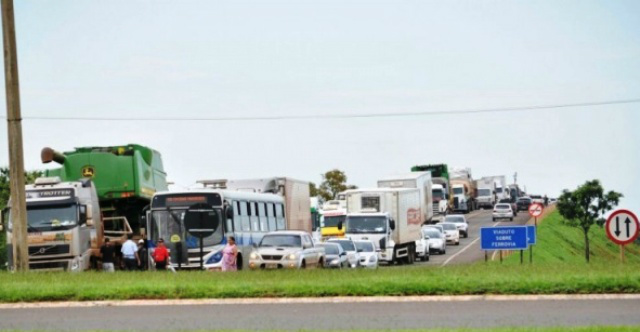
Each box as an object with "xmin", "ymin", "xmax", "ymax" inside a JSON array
[
  {"xmin": 475, "ymin": 175, "xmax": 509, "ymax": 209},
  {"xmin": 340, "ymin": 188, "xmax": 422, "ymax": 264},
  {"xmin": 450, "ymin": 167, "xmax": 477, "ymax": 213},
  {"xmin": 41, "ymin": 145, "xmax": 168, "ymax": 238},
  {"xmin": 377, "ymin": 172, "xmax": 434, "ymax": 224},
  {"xmin": 411, "ymin": 164, "xmax": 451, "ymax": 215},
  {"xmin": 199, "ymin": 177, "xmax": 312, "ymax": 232},
  {"xmin": 4, "ymin": 177, "xmax": 101, "ymax": 271}
]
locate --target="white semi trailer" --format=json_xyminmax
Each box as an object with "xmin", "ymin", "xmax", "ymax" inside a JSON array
[
  {"xmin": 341, "ymin": 188, "xmax": 422, "ymax": 264},
  {"xmin": 377, "ymin": 172, "xmax": 434, "ymax": 224},
  {"xmin": 4, "ymin": 177, "xmax": 102, "ymax": 271}
]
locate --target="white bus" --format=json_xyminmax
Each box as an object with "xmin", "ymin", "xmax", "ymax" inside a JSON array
[{"xmin": 147, "ymin": 189, "xmax": 285, "ymax": 270}]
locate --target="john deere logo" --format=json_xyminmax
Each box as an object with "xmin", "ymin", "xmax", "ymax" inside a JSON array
[{"xmin": 81, "ymin": 166, "xmax": 95, "ymax": 178}]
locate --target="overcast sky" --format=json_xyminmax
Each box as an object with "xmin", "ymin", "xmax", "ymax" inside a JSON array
[{"xmin": 1, "ymin": 1, "xmax": 639, "ymax": 213}]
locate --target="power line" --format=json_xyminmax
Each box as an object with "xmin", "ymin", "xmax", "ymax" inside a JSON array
[{"xmin": 3, "ymin": 98, "xmax": 639, "ymax": 122}]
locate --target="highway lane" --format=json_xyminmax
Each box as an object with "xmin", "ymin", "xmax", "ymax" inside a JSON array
[
  {"xmin": 2, "ymin": 297, "xmax": 638, "ymax": 331},
  {"xmin": 421, "ymin": 208, "xmax": 531, "ymax": 266}
]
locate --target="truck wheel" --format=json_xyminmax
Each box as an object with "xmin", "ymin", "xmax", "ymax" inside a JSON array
[{"xmin": 407, "ymin": 248, "xmax": 415, "ymax": 265}]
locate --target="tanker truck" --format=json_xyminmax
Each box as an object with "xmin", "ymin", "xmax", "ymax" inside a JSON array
[
  {"xmin": 449, "ymin": 167, "xmax": 477, "ymax": 213},
  {"xmin": 41, "ymin": 144, "xmax": 169, "ymax": 241}
]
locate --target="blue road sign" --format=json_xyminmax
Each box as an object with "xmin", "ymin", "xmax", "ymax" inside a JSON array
[
  {"xmin": 527, "ymin": 225, "xmax": 537, "ymax": 245},
  {"xmin": 481, "ymin": 226, "xmax": 529, "ymax": 250}
]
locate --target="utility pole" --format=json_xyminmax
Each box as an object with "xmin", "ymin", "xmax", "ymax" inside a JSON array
[{"xmin": 2, "ymin": 0, "xmax": 28, "ymax": 271}]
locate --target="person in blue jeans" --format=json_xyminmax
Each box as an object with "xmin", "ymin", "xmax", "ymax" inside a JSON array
[{"xmin": 121, "ymin": 234, "xmax": 140, "ymax": 271}]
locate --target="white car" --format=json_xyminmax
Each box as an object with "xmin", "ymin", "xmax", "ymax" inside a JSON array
[
  {"xmin": 493, "ymin": 203, "xmax": 514, "ymax": 222},
  {"xmin": 327, "ymin": 238, "xmax": 360, "ymax": 268},
  {"xmin": 438, "ymin": 222, "xmax": 460, "ymax": 245},
  {"xmin": 414, "ymin": 234, "xmax": 430, "ymax": 261},
  {"xmin": 423, "ymin": 227, "xmax": 446, "ymax": 254},
  {"xmin": 249, "ymin": 231, "xmax": 325, "ymax": 270},
  {"xmin": 424, "ymin": 224, "xmax": 444, "ymax": 234},
  {"xmin": 354, "ymin": 240, "xmax": 378, "ymax": 268},
  {"xmin": 444, "ymin": 214, "xmax": 469, "ymax": 238}
]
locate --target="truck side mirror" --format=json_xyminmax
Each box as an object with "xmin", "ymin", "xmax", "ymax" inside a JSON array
[
  {"xmin": 379, "ymin": 237, "xmax": 386, "ymax": 250},
  {"xmin": 337, "ymin": 221, "xmax": 343, "ymax": 231},
  {"xmin": 389, "ymin": 219, "xmax": 396, "ymax": 231}
]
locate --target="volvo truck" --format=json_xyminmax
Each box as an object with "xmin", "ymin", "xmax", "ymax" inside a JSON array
[{"xmin": 4, "ymin": 177, "xmax": 101, "ymax": 271}]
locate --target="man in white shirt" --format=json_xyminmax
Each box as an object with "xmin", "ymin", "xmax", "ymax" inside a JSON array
[{"xmin": 121, "ymin": 234, "xmax": 140, "ymax": 271}]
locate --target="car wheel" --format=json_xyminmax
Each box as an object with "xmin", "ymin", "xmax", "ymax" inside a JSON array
[
  {"xmin": 456, "ymin": 240, "xmax": 460, "ymax": 246},
  {"xmin": 510, "ymin": 217, "xmax": 513, "ymax": 221},
  {"xmin": 493, "ymin": 218, "xmax": 496, "ymax": 222},
  {"xmin": 425, "ymin": 253, "xmax": 430, "ymax": 262},
  {"xmin": 317, "ymin": 258, "xmax": 324, "ymax": 269},
  {"xmin": 301, "ymin": 260, "xmax": 306, "ymax": 269}
]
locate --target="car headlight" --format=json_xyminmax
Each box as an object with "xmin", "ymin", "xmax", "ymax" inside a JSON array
[
  {"xmin": 330, "ymin": 258, "xmax": 340, "ymax": 265},
  {"xmin": 288, "ymin": 254, "xmax": 297, "ymax": 260},
  {"xmin": 249, "ymin": 252, "xmax": 260, "ymax": 260},
  {"xmin": 207, "ymin": 251, "xmax": 224, "ymax": 264}
]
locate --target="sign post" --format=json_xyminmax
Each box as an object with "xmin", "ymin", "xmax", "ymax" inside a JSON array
[
  {"xmin": 527, "ymin": 203, "xmax": 543, "ymax": 263},
  {"xmin": 184, "ymin": 203, "xmax": 220, "ymax": 269},
  {"xmin": 605, "ymin": 209, "xmax": 639, "ymax": 263}
]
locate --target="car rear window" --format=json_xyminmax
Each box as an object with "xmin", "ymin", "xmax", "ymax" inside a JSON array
[{"xmin": 496, "ymin": 204, "xmax": 511, "ymax": 209}]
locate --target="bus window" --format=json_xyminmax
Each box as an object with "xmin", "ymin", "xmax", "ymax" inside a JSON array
[
  {"xmin": 251, "ymin": 202, "xmax": 259, "ymax": 231},
  {"xmin": 259, "ymin": 203, "xmax": 267, "ymax": 231},
  {"xmin": 276, "ymin": 203, "xmax": 285, "ymax": 230},
  {"xmin": 233, "ymin": 201, "xmax": 242, "ymax": 232},
  {"xmin": 241, "ymin": 202, "xmax": 250, "ymax": 231},
  {"xmin": 267, "ymin": 203, "xmax": 276, "ymax": 231},
  {"xmin": 225, "ymin": 200, "xmax": 234, "ymax": 232}
]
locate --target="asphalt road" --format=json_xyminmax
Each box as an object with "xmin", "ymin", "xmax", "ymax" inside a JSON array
[
  {"xmin": 1, "ymin": 297, "xmax": 638, "ymax": 331},
  {"xmin": 419, "ymin": 208, "xmax": 532, "ymax": 266}
]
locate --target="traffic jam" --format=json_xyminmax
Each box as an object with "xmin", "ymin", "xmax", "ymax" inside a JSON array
[{"xmin": 3, "ymin": 145, "xmax": 553, "ymax": 272}]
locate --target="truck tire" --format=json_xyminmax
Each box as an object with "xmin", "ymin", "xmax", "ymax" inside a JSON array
[{"xmin": 407, "ymin": 247, "xmax": 415, "ymax": 265}]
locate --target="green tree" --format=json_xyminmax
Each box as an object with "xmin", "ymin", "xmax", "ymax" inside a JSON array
[
  {"xmin": 309, "ymin": 182, "xmax": 318, "ymax": 198},
  {"xmin": 317, "ymin": 169, "xmax": 357, "ymax": 201},
  {"xmin": 557, "ymin": 179, "xmax": 622, "ymax": 263}
]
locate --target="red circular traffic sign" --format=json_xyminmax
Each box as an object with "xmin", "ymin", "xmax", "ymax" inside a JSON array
[
  {"xmin": 605, "ymin": 209, "xmax": 640, "ymax": 246},
  {"xmin": 528, "ymin": 203, "xmax": 544, "ymax": 218}
]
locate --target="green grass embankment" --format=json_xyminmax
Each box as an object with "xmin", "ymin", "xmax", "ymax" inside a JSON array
[
  {"xmin": 501, "ymin": 210, "xmax": 640, "ymax": 265},
  {"xmin": 0, "ymin": 261, "xmax": 639, "ymax": 302}
]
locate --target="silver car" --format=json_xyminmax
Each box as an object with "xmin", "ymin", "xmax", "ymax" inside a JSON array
[
  {"xmin": 423, "ymin": 227, "xmax": 446, "ymax": 255},
  {"xmin": 318, "ymin": 243, "xmax": 349, "ymax": 268},
  {"xmin": 327, "ymin": 238, "xmax": 360, "ymax": 268},
  {"xmin": 354, "ymin": 240, "xmax": 379, "ymax": 268},
  {"xmin": 249, "ymin": 231, "xmax": 325, "ymax": 270},
  {"xmin": 444, "ymin": 214, "xmax": 469, "ymax": 238}
]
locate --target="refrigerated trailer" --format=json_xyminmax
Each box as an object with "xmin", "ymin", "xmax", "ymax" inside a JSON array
[
  {"xmin": 342, "ymin": 188, "xmax": 422, "ymax": 264},
  {"xmin": 377, "ymin": 172, "xmax": 434, "ymax": 224}
]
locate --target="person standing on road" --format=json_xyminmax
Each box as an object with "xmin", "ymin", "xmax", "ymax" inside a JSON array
[
  {"xmin": 100, "ymin": 238, "xmax": 115, "ymax": 272},
  {"xmin": 152, "ymin": 238, "xmax": 170, "ymax": 270},
  {"xmin": 121, "ymin": 234, "xmax": 140, "ymax": 271},
  {"xmin": 221, "ymin": 236, "xmax": 238, "ymax": 272},
  {"xmin": 137, "ymin": 239, "xmax": 148, "ymax": 270}
]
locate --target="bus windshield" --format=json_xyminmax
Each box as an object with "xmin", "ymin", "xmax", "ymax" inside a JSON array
[
  {"xmin": 19, "ymin": 204, "xmax": 78, "ymax": 232},
  {"xmin": 323, "ymin": 215, "xmax": 346, "ymax": 228},
  {"xmin": 150, "ymin": 209, "xmax": 224, "ymax": 249}
]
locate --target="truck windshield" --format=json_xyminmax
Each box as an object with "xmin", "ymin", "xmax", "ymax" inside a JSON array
[
  {"xmin": 260, "ymin": 235, "xmax": 301, "ymax": 248},
  {"xmin": 23, "ymin": 205, "xmax": 78, "ymax": 232},
  {"xmin": 346, "ymin": 216, "xmax": 387, "ymax": 234},
  {"xmin": 432, "ymin": 190, "xmax": 444, "ymax": 200},
  {"xmin": 323, "ymin": 215, "xmax": 345, "ymax": 228},
  {"xmin": 453, "ymin": 187, "xmax": 463, "ymax": 195},
  {"xmin": 150, "ymin": 209, "xmax": 224, "ymax": 249},
  {"xmin": 478, "ymin": 189, "xmax": 491, "ymax": 197}
]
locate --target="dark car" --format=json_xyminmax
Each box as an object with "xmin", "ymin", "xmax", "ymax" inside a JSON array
[
  {"xmin": 499, "ymin": 199, "xmax": 518, "ymax": 216},
  {"xmin": 516, "ymin": 197, "xmax": 533, "ymax": 211}
]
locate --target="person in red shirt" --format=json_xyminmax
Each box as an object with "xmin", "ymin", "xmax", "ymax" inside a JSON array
[{"xmin": 153, "ymin": 238, "xmax": 170, "ymax": 270}]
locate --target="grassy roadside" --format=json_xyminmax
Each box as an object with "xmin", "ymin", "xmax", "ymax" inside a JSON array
[
  {"xmin": 0, "ymin": 261, "xmax": 639, "ymax": 302},
  {"xmin": 501, "ymin": 210, "xmax": 640, "ymax": 265}
]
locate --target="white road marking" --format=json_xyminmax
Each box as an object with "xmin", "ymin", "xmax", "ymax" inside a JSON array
[
  {"xmin": 442, "ymin": 220, "xmax": 502, "ymax": 266},
  {"xmin": 1, "ymin": 294, "xmax": 639, "ymax": 309}
]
